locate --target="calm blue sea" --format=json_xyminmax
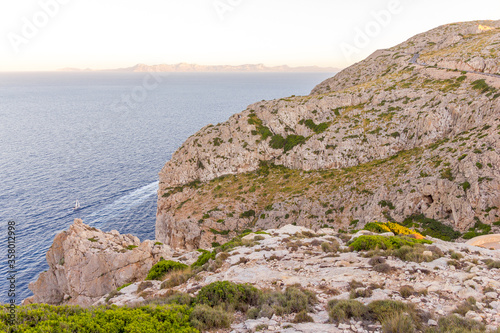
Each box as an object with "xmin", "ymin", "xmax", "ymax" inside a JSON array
[{"xmin": 0, "ymin": 71, "xmax": 334, "ymax": 303}]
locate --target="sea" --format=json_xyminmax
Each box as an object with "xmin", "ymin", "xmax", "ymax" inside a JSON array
[{"xmin": 0, "ymin": 71, "xmax": 334, "ymax": 303}]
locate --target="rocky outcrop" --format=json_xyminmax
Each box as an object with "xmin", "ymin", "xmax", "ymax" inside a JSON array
[
  {"xmin": 25, "ymin": 219, "xmax": 172, "ymax": 306},
  {"xmin": 156, "ymin": 20, "xmax": 500, "ymax": 250}
]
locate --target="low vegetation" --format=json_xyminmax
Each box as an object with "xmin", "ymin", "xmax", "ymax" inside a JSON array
[
  {"xmin": 189, "ymin": 304, "xmax": 231, "ymax": 331},
  {"xmin": 388, "ymin": 244, "xmax": 441, "ymax": 263},
  {"xmin": 349, "ymin": 235, "xmax": 432, "ymax": 251},
  {"xmin": 328, "ymin": 299, "xmax": 367, "ymax": 322},
  {"xmin": 401, "ymin": 214, "xmax": 461, "ymax": 241},
  {"xmin": 195, "ymin": 281, "xmax": 260, "ymax": 311},
  {"xmin": 146, "ymin": 259, "xmax": 188, "ymax": 281},
  {"xmin": 0, "ymin": 304, "xmax": 198, "ymax": 332},
  {"xmin": 463, "ymin": 220, "xmax": 492, "ymax": 239},
  {"xmin": 364, "ymin": 221, "xmax": 423, "ymax": 237},
  {"xmin": 269, "ymin": 134, "xmax": 307, "ymax": 152},
  {"xmin": 435, "ymin": 314, "xmax": 486, "ymax": 333}
]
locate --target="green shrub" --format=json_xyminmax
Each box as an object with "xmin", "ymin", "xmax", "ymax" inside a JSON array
[
  {"xmin": 348, "ymin": 280, "xmax": 365, "ymax": 290},
  {"xmin": 269, "ymin": 134, "xmax": 286, "ymax": 149},
  {"xmin": 349, "ymin": 235, "xmax": 431, "ymax": 251},
  {"xmin": 189, "ymin": 304, "xmax": 231, "ymax": 331},
  {"xmin": 283, "ymin": 135, "xmax": 307, "ymax": 152},
  {"xmin": 116, "ymin": 282, "xmax": 132, "ymax": 291},
  {"xmin": 0, "ymin": 304, "xmax": 198, "ymax": 333},
  {"xmin": 146, "ymin": 260, "xmax": 188, "ymax": 281},
  {"xmin": 209, "ymin": 228, "xmax": 229, "ymax": 235},
  {"xmin": 367, "ymin": 300, "xmax": 414, "ymax": 322},
  {"xmin": 402, "ymin": 214, "xmax": 461, "ymax": 241},
  {"xmin": 485, "ymin": 259, "xmax": 500, "ymax": 269},
  {"xmin": 195, "ymin": 281, "xmax": 260, "ymax": 311},
  {"xmin": 350, "ymin": 288, "xmax": 373, "ymax": 299},
  {"xmin": 259, "ymin": 286, "xmax": 316, "ymax": 315},
  {"xmin": 447, "ymin": 259, "xmax": 462, "ymax": 268},
  {"xmin": 379, "ymin": 201, "xmax": 396, "ymax": 210},
  {"xmin": 461, "ymin": 181, "xmax": 471, "ymax": 191},
  {"xmin": 328, "ymin": 299, "xmax": 367, "ymax": 322},
  {"xmin": 453, "ymin": 297, "xmax": 477, "ymax": 316},
  {"xmin": 247, "ymin": 114, "xmax": 273, "ymax": 140},
  {"xmin": 284, "ymin": 287, "xmax": 315, "ymax": 313},
  {"xmin": 399, "ymin": 285, "xmax": 415, "ymax": 298},
  {"xmin": 301, "ymin": 119, "xmax": 331, "ymax": 134},
  {"xmin": 247, "ymin": 307, "xmax": 260, "ymax": 319},
  {"xmin": 368, "ymin": 256, "xmax": 386, "ymax": 266},
  {"xmin": 440, "ymin": 168, "xmax": 454, "ymax": 181},
  {"xmin": 321, "ymin": 240, "xmax": 339, "ymax": 253},
  {"xmin": 292, "ymin": 310, "xmax": 314, "ymax": 323},
  {"xmin": 471, "ymin": 79, "xmax": 496, "ymax": 94},
  {"xmin": 264, "ymin": 132, "xmax": 307, "ymax": 152},
  {"xmin": 437, "ymin": 314, "xmax": 485, "ymax": 332},
  {"xmin": 257, "ymin": 126, "xmax": 272, "ymax": 140},
  {"xmin": 373, "ymin": 263, "xmax": 392, "ymax": 273},
  {"xmin": 258, "ymin": 304, "xmax": 275, "ymax": 318},
  {"xmin": 240, "ymin": 210, "xmax": 256, "ymax": 218},
  {"xmin": 463, "ymin": 220, "xmax": 492, "ymax": 239},
  {"xmin": 191, "ymin": 249, "xmax": 216, "ymax": 268},
  {"xmin": 388, "ymin": 244, "xmax": 441, "ymax": 263},
  {"xmin": 364, "ymin": 222, "xmax": 391, "ymax": 233}
]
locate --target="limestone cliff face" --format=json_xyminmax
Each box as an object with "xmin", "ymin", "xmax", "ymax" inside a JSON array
[
  {"xmin": 157, "ymin": 20, "xmax": 500, "ymax": 250},
  {"xmin": 26, "ymin": 219, "xmax": 172, "ymax": 306}
]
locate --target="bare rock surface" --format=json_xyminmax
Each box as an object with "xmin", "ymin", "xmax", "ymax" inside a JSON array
[
  {"xmin": 25, "ymin": 219, "xmax": 173, "ymax": 306},
  {"xmin": 466, "ymin": 234, "xmax": 500, "ymax": 249}
]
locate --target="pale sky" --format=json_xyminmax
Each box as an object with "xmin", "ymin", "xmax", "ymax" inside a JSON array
[{"xmin": 1, "ymin": 0, "xmax": 499, "ymax": 71}]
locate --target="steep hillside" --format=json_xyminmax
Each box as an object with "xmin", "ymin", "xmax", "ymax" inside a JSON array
[{"xmin": 156, "ymin": 20, "xmax": 500, "ymax": 250}]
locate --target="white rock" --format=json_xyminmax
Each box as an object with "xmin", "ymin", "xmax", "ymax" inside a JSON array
[
  {"xmin": 485, "ymin": 292, "xmax": 498, "ymax": 299},
  {"xmin": 428, "ymin": 319, "xmax": 438, "ymax": 326}
]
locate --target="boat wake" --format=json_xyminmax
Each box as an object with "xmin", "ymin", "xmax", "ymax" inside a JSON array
[{"xmin": 85, "ymin": 181, "xmax": 159, "ymax": 228}]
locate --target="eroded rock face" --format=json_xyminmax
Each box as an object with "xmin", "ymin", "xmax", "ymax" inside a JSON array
[
  {"xmin": 25, "ymin": 219, "xmax": 172, "ymax": 306},
  {"xmin": 156, "ymin": 20, "xmax": 500, "ymax": 250}
]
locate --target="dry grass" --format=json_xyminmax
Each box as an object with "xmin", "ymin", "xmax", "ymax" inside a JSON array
[
  {"xmin": 381, "ymin": 312, "xmax": 415, "ymax": 333},
  {"xmin": 160, "ymin": 268, "xmax": 195, "ymax": 289}
]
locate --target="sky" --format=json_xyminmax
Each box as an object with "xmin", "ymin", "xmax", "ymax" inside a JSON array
[{"xmin": 0, "ymin": 0, "xmax": 499, "ymax": 71}]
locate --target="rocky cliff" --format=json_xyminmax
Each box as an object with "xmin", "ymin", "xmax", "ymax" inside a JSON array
[
  {"xmin": 25, "ymin": 219, "xmax": 173, "ymax": 306},
  {"xmin": 156, "ymin": 20, "xmax": 500, "ymax": 250}
]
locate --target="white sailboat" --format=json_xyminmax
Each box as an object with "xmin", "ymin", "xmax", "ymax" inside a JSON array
[{"xmin": 73, "ymin": 200, "xmax": 81, "ymax": 211}]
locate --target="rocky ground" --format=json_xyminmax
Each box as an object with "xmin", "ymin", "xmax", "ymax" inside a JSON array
[{"xmin": 93, "ymin": 224, "xmax": 500, "ymax": 333}]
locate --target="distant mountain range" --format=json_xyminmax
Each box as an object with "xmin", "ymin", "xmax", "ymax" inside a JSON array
[{"xmin": 58, "ymin": 63, "xmax": 340, "ymax": 73}]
